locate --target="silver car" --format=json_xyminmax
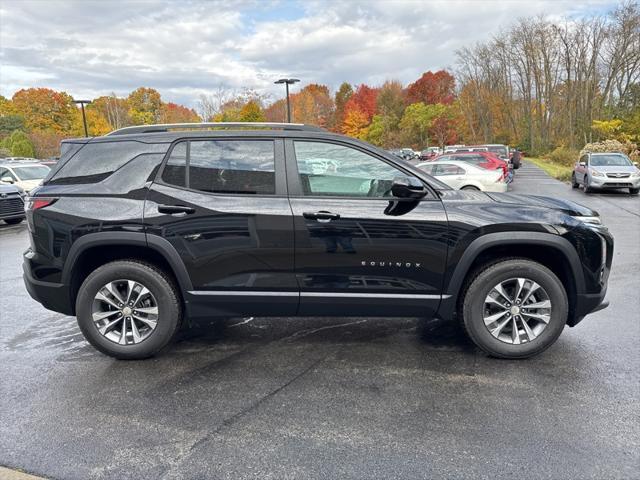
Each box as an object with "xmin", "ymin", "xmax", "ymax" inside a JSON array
[{"xmin": 572, "ymin": 152, "xmax": 640, "ymax": 195}]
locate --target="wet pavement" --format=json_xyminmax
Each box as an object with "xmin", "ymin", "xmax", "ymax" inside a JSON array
[{"xmin": 1, "ymin": 161, "xmax": 639, "ymax": 479}]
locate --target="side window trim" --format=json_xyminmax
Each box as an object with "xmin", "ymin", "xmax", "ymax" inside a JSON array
[
  {"xmin": 155, "ymin": 137, "xmax": 287, "ymax": 197},
  {"xmin": 284, "ymin": 138, "xmax": 432, "ymax": 200}
]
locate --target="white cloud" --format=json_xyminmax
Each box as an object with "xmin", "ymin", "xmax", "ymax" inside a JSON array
[{"xmin": 0, "ymin": 0, "xmax": 616, "ymax": 107}]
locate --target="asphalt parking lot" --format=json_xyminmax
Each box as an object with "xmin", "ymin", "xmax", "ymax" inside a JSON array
[{"xmin": 1, "ymin": 161, "xmax": 639, "ymax": 480}]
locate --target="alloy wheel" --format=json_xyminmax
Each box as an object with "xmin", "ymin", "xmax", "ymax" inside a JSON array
[
  {"xmin": 482, "ymin": 277, "xmax": 551, "ymax": 344},
  {"xmin": 91, "ymin": 279, "xmax": 159, "ymax": 345}
]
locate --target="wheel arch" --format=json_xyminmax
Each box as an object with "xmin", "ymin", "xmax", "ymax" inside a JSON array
[
  {"xmin": 438, "ymin": 232, "xmax": 585, "ymax": 322},
  {"xmin": 63, "ymin": 232, "xmax": 192, "ymax": 314}
]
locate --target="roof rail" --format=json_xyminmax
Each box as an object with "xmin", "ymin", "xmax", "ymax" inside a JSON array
[{"xmin": 106, "ymin": 122, "xmax": 325, "ymax": 136}]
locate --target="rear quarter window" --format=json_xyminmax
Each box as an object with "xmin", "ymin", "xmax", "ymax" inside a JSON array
[{"xmin": 48, "ymin": 140, "xmax": 168, "ymax": 185}]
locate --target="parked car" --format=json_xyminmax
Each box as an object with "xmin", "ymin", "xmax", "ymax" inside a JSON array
[
  {"xmin": 419, "ymin": 147, "xmax": 441, "ymax": 160},
  {"xmin": 572, "ymin": 152, "xmax": 640, "ymax": 194},
  {"xmin": 432, "ymin": 152, "xmax": 510, "ymax": 181},
  {"xmin": 0, "ymin": 182, "xmax": 26, "ymax": 225},
  {"xmin": 416, "ymin": 160, "xmax": 508, "ymax": 192},
  {"xmin": 0, "ymin": 161, "xmax": 51, "ymax": 192},
  {"xmin": 24, "ymin": 122, "xmax": 612, "ymax": 360}
]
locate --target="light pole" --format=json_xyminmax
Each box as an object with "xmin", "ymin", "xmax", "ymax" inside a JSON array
[
  {"xmin": 73, "ymin": 99, "xmax": 92, "ymax": 137},
  {"xmin": 274, "ymin": 78, "xmax": 299, "ymax": 122}
]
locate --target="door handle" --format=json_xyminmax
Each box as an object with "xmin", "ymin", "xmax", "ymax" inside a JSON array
[
  {"xmin": 158, "ymin": 204, "xmax": 195, "ymax": 215},
  {"xmin": 303, "ymin": 211, "xmax": 341, "ymax": 222}
]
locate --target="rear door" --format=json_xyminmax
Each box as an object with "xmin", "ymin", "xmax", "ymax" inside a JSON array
[
  {"xmin": 285, "ymin": 138, "xmax": 449, "ymax": 317},
  {"xmin": 145, "ymin": 137, "xmax": 297, "ymax": 316}
]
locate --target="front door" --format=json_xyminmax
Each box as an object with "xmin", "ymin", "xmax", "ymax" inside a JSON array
[
  {"xmin": 144, "ymin": 137, "xmax": 297, "ymax": 316},
  {"xmin": 285, "ymin": 139, "xmax": 449, "ymax": 317}
]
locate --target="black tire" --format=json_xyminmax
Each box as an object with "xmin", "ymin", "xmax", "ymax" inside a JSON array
[
  {"xmin": 630, "ymin": 187, "xmax": 639, "ymax": 195},
  {"xmin": 4, "ymin": 217, "xmax": 23, "ymax": 224},
  {"xmin": 460, "ymin": 259, "xmax": 567, "ymax": 359},
  {"xmin": 571, "ymin": 173, "xmax": 579, "ymax": 189},
  {"xmin": 75, "ymin": 260, "xmax": 182, "ymax": 359},
  {"xmin": 461, "ymin": 185, "xmax": 480, "ymax": 191},
  {"xmin": 583, "ymin": 176, "xmax": 593, "ymax": 193}
]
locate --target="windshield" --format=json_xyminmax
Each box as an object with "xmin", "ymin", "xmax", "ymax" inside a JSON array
[
  {"xmin": 590, "ymin": 154, "xmax": 632, "ymax": 167},
  {"xmin": 12, "ymin": 165, "xmax": 51, "ymax": 180}
]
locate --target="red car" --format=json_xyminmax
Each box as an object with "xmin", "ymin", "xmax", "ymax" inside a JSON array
[{"xmin": 432, "ymin": 151, "xmax": 509, "ymax": 178}]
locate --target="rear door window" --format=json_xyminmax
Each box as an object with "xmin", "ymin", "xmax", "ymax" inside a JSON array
[{"xmin": 161, "ymin": 139, "xmax": 276, "ymax": 195}]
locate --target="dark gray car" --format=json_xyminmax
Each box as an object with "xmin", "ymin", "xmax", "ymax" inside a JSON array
[{"xmin": 572, "ymin": 152, "xmax": 640, "ymax": 194}]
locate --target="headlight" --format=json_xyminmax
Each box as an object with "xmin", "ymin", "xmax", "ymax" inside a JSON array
[
  {"xmin": 572, "ymin": 215, "xmax": 601, "ymax": 225},
  {"xmin": 631, "ymin": 170, "xmax": 640, "ymax": 178},
  {"xmin": 590, "ymin": 169, "xmax": 604, "ymax": 177}
]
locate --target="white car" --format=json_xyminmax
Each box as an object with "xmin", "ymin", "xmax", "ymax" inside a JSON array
[
  {"xmin": 0, "ymin": 162, "xmax": 51, "ymax": 193},
  {"xmin": 417, "ymin": 160, "xmax": 508, "ymax": 192}
]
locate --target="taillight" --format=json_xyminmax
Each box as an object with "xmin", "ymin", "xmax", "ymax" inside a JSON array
[{"xmin": 25, "ymin": 197, "xmax": 57, "ymax": 212}]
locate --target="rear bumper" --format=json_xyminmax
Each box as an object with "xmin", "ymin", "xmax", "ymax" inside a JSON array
[{"xmin": 23, "ymin": 255, "xmax": 74, "ymax": 316}]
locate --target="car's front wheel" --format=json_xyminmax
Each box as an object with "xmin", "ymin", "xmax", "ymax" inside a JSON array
[
  {"xmin": 630, "ymin": 187, "xmax": 639, "ymax": 195},
  {"xmin": 460, "ymin": 259, "xmax": 567, "ymax": 359},
  {"xmin": 76, "ymin": 260, "xmax": 182, "ymax": 359},
  {"xmin": 4, "ymin": 217, "xmax": 23, "ymax": 224}
]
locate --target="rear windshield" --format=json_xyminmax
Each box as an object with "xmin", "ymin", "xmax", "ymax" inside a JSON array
[
  {"xmin": 486, "ymin": 146, "xmax": 508, "ymax": 157},
  {"xmin": 48, "ymin": 140, "xmax": 169, "ymax": 185},
  {"xmin": 590, "ymin": 155, "xmax": 632, "ymax": 167}
]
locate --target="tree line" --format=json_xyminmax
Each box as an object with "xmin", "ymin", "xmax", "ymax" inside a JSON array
[{"xmin": 0, "ymin": 1, "xmax": 637, "ymax": 159}]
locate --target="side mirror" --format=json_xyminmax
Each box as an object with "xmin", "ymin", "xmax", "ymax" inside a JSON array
[
  {"xmin": 391, "ymin": 176, "xmax": 427, "ymax": 199},
  {"xmin": 1, "ymin": 176, "xmax": 14, "ymax": 184},
  {"xmin": 634, "ymin": 162, "xmax": 639, "ymax": 168},
  {"xmin": 579, "ymin": 162, "xmax": 586, "ymax": 167}
]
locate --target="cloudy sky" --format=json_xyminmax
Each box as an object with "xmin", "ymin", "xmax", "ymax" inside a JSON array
[{"xmin": 0, "ymin": 0, "xmax": 618, "ymax": 108}]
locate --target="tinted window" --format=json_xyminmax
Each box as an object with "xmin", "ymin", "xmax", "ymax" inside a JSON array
[
  {"xmin": 294, "ymin": 141, "xmax": 407, "ymax": 197},
  {"xmin": 49, "ymin": 141, "xmax": 168, "ymax": 185},
  {"xmin": 162, "ymin": 143, "xmax": 187, "ymax": 188},
  {"xmin": 162, "ymin": 140, "xmax": 275, "ymax": 195}
]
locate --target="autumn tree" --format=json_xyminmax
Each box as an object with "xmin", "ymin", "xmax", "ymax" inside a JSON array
[
  {"xmin": 291, "ymin": 84, "xmax": 334, "ymax": 126},
  {"xmin": 160, "ymin": 102, "xmax": 200, "ymax": 123},
  {"xmin": 1, "ymin": 130, "xmax": 35, "ymax": 157},
  {"xmin": 127, "ymin": 87, "xmax": 162, "ymax": 125},
  {"xmin": 239, "ymin": 100, "xmax": 266, "ymax": 122},
  {"xmin": 92, "ymin": 94, "xmax": 131, "ymax": 129},
  {"xmin": 406, "ymin": 71, "xmax": 455, "ymax": 106},
  {"xmin": 11, "ymin": 88, "xmax": 77, "ymax": 134},
  {"xmin": 342, "ymin": 108, "xmax": 369, "ymax": 138},
  {"xmin": 344, "ymin": 84, "xmax": 378, "ymax": 123}
]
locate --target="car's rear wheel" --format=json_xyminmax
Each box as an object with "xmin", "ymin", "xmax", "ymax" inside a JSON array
[
  {"xmin": 571, "ymin": 173, "xmax": 579, "ymax": 189},
  {"xmin": 4, "ymin": 217, "xmax": 23, "ymax": 224},
  {"xmin": 461, "ymin": 185, "xmax": 480, "ymax": 191},
  {"xmin": 76, "ymin": 260, "xmax": 181, "ymax": 359},
  {"xmin": 460, "ymin": 259, "xmax": 567, "ymax": 359}
]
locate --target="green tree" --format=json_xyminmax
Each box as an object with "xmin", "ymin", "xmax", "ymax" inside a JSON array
[
  {"xmin": 2, "ymin": 130, "xmax": 35, "ymax": 157},
  {"xmin": 333, "ymin": 82, "xmax": 353, "ymax": 130},
  {"xmin": 399, "ymin": 102, "xmax": 446, "ymax": 147},
  {"xmin": 0, "ymin": 114, "xmax": 25, "ymax": 135}
]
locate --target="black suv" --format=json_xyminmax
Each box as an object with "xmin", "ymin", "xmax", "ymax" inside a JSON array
[{"xmin": 23, "ymin": 123, "xmax": 612, "ymax": 360}]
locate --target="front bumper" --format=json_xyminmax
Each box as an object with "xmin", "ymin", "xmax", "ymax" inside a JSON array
[
  {"xmin": 23, "ymin": 253, "xmax": 74, "ymax": 315},
  {"xmin": 568, "ymin": 291, "xmax": 609, "ymax": 327},
  {"xmin": 590, "ymin": 176, "xmax": 640, "ymax": 189}
]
